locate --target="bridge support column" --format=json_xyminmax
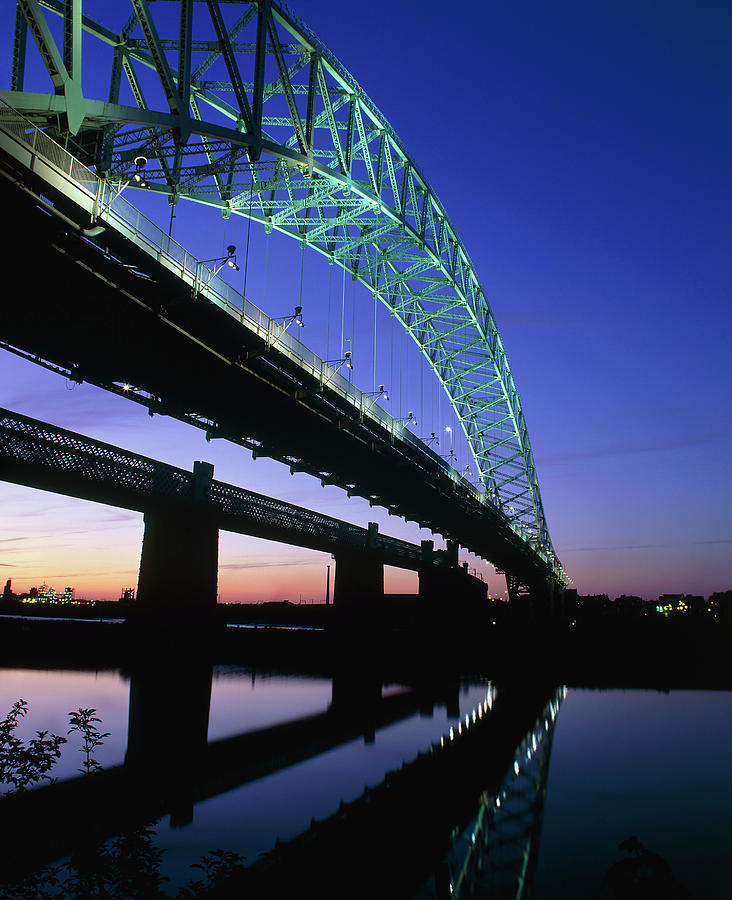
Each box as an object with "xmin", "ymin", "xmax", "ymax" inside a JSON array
[
  {"xmin": 136, "ymin": 461, "xmax": 219, "ymax": 624},
  {"xmin": 418, "ymin": 540, "xmax": 488, "ymax": 625},
  {"xmin": 333, "ymin": 522, "xmax": 384, "ymax": 625},
  {"xmin": 125, "ymin": 662, "xmax": 213, "ymax": 827},
  {"xmin": 505, "ymin": 573, "xmax": 564, "ymax": 621}
]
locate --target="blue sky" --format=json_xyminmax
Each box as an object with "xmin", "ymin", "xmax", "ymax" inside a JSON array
[{"xmin": 1, "ymin": 0, "xmax": 730, "ymax": 601}]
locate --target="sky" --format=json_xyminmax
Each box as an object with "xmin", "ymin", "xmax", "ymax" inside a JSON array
[{"xmin": 1, "ymin": 0, "xmax": 730, "ymax": 603}]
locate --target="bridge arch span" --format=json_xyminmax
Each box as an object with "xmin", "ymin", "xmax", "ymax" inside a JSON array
[{"xmin": 2, "ymin": 0, "xmax": 560, "ymax": 571}]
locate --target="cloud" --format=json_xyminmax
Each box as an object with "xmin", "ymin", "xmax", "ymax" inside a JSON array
[
  {"xmin": 220, "ymin": 558, "xmax": 323, "ymax": 570},
  {"xmin": 538, "ymin": 430, "xmax": 732, "ymax": 466},
  {"xmin": 43, "ymin": 569, "xmax": 136, "ymax": 579},
  {"xmin": 563, "ymin": 538, "xmax": 732, "ymax": 552}
]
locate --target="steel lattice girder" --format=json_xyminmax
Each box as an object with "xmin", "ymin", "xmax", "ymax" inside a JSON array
[{"xmin": 2, "ymin": 0, "xmax": 562, "ymax": 573}]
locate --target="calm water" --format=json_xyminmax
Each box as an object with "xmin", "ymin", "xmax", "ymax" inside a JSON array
[{"xmin": 1, "ymin": 666, "xmax": 731, "ymax": 898}]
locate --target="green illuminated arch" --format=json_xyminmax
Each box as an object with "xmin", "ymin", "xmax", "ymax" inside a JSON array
[{"xmin": 3, "ymin": 0, "xmax": 559, "ymax": 569}]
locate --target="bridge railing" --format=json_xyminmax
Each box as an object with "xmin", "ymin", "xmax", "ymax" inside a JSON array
[{"xmin": 0, "ymin": 100, "xmax": 562, "ymax": 578}]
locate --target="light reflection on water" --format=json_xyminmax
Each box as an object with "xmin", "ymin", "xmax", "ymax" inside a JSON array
[
  {"xmin": 0, "ymin": 666, "xmax": 492, "ymax": 892},
  {"xmin": 2, "ymin": 669, "xmax": 731, "ymax": 898},
  {"xmin": 534, "ymin": 688, "xmax": 732, "ymax": 899}
]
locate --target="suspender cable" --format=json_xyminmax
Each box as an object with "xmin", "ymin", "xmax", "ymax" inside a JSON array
[
  {"xmin": 340, "ymin": 260, "xmax": 346, "ymax": 357},
  {"xmin": 326, "ymin": 263, "xmax": 333, "ymax": 361},
  {"xmin": 298, "ymin": 241, "xmax": 305, "ymax": 309},
  {"xmin": 243, "ymin": 179, "xmax": 254, "ymax": 297},
  {"xmin": 372, "ymin": 291, "xmax": 377, "ymax": 395}
]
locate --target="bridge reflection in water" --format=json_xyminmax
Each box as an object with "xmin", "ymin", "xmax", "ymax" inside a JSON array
[{"xmin": 1, "ymin": 663, "xmax": 562, "ymax": 899}]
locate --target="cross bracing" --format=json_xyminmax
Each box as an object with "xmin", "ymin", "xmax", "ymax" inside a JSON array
[{"xmin": 3, "ymin": 0, "xmax": 561, "ymax": 570}]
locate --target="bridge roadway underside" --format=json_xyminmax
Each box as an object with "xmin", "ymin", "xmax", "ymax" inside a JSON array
[{"xmin": 0, "ymin": 151, "xmax": 552, "ymax": 594}]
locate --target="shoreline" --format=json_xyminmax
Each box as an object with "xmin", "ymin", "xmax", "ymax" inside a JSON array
[{"xmin": 1, "ymin": 612, "xmax": 730, "ymax": 690}]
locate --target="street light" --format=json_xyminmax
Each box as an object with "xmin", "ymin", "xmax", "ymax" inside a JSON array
[
  {"xmin": 193, "ymin": 245, "xmax": 240, "ymax": 297},
  {"xmin": 442, "ymin": 425, "xmax": 456, "ymax": 461},
  {"xmin": 399, "ymin": 411, "xmax": 418, "ymax": 426},
  {"xmin": 132, "ymin": 155, "xmax": 148, "ymax": 187},
  {"xmin": 421, "ymin": 432, "xmax": 439, "ymax": 446},
  {"xmin": 83, "ymin": 155, "xmax": 150, "ymax": 236},
  {"xmin": 365, "ymin": 384, "xmax": 389, "ymax": 401},
  {"xmin": 325, "ymin": 350, "xmax": 353, "ymax": 372},
  {"xmin": 273, "ymin": 305, "xmax": 305, "ymax": 330}
]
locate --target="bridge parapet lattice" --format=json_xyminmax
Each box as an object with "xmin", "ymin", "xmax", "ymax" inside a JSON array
[{"xmin": 0, "ymin": 407, "xmax": 421, "ymax": 565}]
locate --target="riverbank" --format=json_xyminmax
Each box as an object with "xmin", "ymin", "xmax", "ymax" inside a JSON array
[{"xmin": 1, "ymin": 612, "xmax": 730, "ymax": 689}]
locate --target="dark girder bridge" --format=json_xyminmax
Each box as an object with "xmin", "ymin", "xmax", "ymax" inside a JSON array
[{"xmin": 0, "ymin": 407, "xmax": 487, "ymax": 614}]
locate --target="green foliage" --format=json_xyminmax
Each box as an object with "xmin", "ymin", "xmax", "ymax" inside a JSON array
[
  {"xmin": 0, "ymin": 699, "xmax": 66, "ymax": 795},
  {"xmin": 61, "ymin": 826, "xmax": 169, "ymax": 900},
  {"xmin": 176, "ymin": 849, "xmax": 247, "ymax": 897},
  {"xmin": 67, "ymin": 708, "xmax": 110, "ymax": 775},
  {"xmin": 1, "ymin": 701, "xmax": 248, "ymax": 898}
]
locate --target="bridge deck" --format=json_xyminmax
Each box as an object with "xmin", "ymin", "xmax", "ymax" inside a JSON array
[{"xmin": 0, "ymin": 106, "xmax": 560, "ymax": 590}]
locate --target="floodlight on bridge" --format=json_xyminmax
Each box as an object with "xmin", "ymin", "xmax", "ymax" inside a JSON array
[
  {"xmin": 132, "ymin": 156, "xmax": 148, "ymax": 188},
  {"xmin": 399, "ymin": 412, "xmax": 418, "ymax": 427},
  {"xmin": 273, "ymin": 306, "xmax": 305, "ymax": 330},
  {"xmin": 325, "ymin": 351, "xmax": 353, "ymax": 373},
  {"xmin": 82, "ymin": 155, "xmax": 151, "ymax": 237},
  {"xmin": 421, "ymin": 432, "xmax": 439, "ymax": 446},
  {"xmin": 365, "ymin": 385, "xmax": 389, "ymax": 401},
  {"xmin": 193, "ymin": 246, "xmax": 240, "ymax": 297}
]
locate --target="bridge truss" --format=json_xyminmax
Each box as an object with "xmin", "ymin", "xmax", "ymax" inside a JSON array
[{"xmin": 2, "ymin": 0, "xmax": 561, "ymax": 571}]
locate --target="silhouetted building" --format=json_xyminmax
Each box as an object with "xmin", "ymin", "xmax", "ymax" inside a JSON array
[
  {"xmin": 612, "ymin": 594, "xmax": 645, "ymax": 618},
  {"xmin": 2, "ymin": 579, "xmax": 13, "ymax": 604},
  {"xmin": 655, "ymin": 594, "xmax": 706, "ymax": 616},
  {"xmin": 656, "ymin": 594, "xmax": 684, "ymax": 616},
  {"xmin": 576, "ymin": 593, "xmax": 610, "ymax": 620},
  {"xmin": 708, "ymin": 590, "xmax": 732, "ymax": 622}
]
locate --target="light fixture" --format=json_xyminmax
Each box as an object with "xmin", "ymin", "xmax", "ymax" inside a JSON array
[
  {"xmin": 83, "ymin": 157, "xmax": 151, "ymax": 235},
  {"xmin": 225, "ymin": 245, "xmax": 240, "ymax": 270},
  {"xmin": 366, "ymin": 384, "xmax": 389, "ymax": 400},
  {"xmin": 132, "ymin": 155, "xmax": 149, "ymax": 188},
  {"xmin": 399, "ymin": 412, "xmax": 418, "ymax": 426},
  {"xmin": 193, "ymin": 246, "xmax": 240, "ymax": 296},
  {"xmin": 325, "ymin": 350, "xmax": 353, "ymax": 372},
  {"xmin": 422, "ymin": 432, "xmax": 439, "ymax": 446},
  {"xmin": 273, "ymin": 305, "xmax": 305, "ymax": 329}
]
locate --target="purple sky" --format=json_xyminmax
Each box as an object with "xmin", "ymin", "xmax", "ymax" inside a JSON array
[{"xmin": 1, "ymin": 0, "xmax": 730, "ymax": 602}]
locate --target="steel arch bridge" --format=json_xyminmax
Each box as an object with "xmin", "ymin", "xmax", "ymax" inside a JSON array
[{"xmin": 2, "ymin": 0, "xmax": 562, "ymax": 577}]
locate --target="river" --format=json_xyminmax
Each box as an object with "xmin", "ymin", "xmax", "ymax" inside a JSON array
[{"xmin": 1, "ymin": 665, "xmax": 730, "ymax": 898}]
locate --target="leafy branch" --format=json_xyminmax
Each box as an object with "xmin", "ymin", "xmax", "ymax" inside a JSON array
[
  {"xmin": 0, "ymin": 699, "xmax": 66, "ymax": 794},
  {"xmin": 67, "ymin": 708, "xmax": 110, "ymax": 775}
]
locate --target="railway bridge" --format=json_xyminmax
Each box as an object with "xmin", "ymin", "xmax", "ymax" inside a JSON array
[{"xmin": 0, "ymin": 406, "xmax": 489, "ymax": 618}]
